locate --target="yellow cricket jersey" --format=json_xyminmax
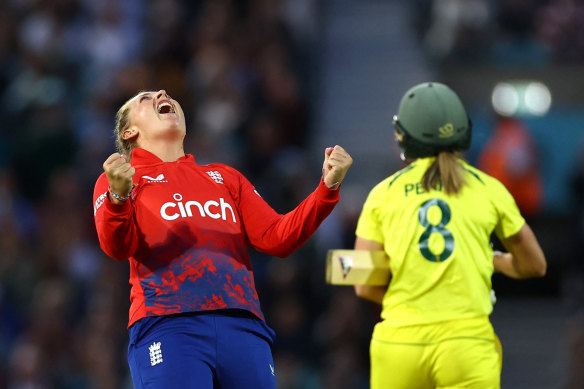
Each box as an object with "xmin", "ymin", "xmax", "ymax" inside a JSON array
[{"xmin": 355, "ymin": 157, "xmax": 525, "ymax": 327}]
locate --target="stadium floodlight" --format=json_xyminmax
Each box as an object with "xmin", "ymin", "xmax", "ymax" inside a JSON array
[
  {"xmin": 524, "ymin": 82, "xmax": 551, "ymax": 116},
  {"xmin": 492, "ymin": 82, "xmax": 519, "ymax": 116},
  {"xmin": 491, "ymin": 80, "xmax": 552, "ymax": 117}
]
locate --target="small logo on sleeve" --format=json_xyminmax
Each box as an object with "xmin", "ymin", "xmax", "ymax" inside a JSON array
[
  {"xmin": 93, "ymin": 191, "xmax": 107, "ymax": 216},
  {"xmin": 149, "ymin": 341, "xmax": 163, "ymax": 366}
]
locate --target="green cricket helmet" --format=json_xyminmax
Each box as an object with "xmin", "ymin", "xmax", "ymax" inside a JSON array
[{"xmin": 393, "ymin": 82, "xmax": 472, "ymax": 160}]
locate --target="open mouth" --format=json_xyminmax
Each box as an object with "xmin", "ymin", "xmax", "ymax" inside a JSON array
[{"xmin": 157, "ymin": 101, "xmax": 176, "ymax": 114}]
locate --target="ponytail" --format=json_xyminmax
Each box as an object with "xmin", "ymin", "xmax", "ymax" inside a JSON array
[{"xmin": 421, "ymin": 152, "xmax": 466, "ymax": 195}]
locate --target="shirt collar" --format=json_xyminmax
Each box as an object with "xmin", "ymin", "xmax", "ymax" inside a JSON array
[{"xmin": 130, "ymin": 147, "xmax": 194, "ymax": 166}]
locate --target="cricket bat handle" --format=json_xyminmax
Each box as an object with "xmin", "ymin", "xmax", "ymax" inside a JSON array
[{"xmin": 325, "ymin": 249, "xmax": 390, "ymax": 285}]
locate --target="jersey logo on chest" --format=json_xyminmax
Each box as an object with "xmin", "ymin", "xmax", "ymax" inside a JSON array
[
  {"xmin": 160, "ymin": 193, "xmax": 237, "ymax": 223},
  {"xmin": 206, "ymin": 171, "xmax": 224, "ymax": 184},
  {"xmin": 142, "ymin": 174, "xmax": 168, "ymax": 183}
]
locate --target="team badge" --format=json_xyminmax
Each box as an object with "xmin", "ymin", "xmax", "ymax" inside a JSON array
[
  {"xmin": 149, "ymin": 341, "xmax": 163, "ymax": 366},
  {"xmin": 206, "ymin": 171, "xmax": 224, "ymax": 184}
]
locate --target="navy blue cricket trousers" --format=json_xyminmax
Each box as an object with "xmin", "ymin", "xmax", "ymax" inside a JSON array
[{"xmin": 127, "ymin": 310, "xmax": 277, "ymax": 389}]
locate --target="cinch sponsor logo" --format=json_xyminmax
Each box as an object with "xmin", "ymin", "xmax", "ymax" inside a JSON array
[{"xmin": 160, "ymin": 193, "xmax": 237, "ymax": 223}]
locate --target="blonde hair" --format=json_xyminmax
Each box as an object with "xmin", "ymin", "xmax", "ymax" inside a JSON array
[
  {"xmin": 421, "ymin": 152, "xmax": 466, "ymax": 195},
  {"xmin": 114, "ymin": 94, "xmax": 140, "ymax": 159}
]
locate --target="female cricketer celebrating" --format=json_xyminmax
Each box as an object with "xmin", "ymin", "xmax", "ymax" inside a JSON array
[
  {"xmin": 92, "ymin": 89, "xmax": 352, "ymax": 389},
  {"xmin": 353, "ymin": 82, "xmax": 546, "ymax": 389}
]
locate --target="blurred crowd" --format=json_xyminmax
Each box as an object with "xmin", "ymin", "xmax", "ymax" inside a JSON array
[
  {"xmin": 1, "ymin": 0, "xmax": 584, "ymax": 388},
  {"xmin": 412, "ymin": 0, "xmax": 584, "ymax": 66}
]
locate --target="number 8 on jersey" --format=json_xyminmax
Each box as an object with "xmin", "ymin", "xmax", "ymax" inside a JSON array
[{"xmin": 418, "ymin": 198, "xmax": 454, "ymax": 262}]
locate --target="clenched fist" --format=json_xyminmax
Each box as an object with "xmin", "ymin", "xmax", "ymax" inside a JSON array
[
  {"xmin": 322, "ymin": 145, "xmax": 353, "ymax": 190},
  {"xmin": 103, "ymin": 153, "xmax": 135, "ymax": 203}
]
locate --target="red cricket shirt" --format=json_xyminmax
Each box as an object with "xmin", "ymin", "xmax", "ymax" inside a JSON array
[{"xmin": 93, "ymin": 148, "xmax": 340, "ymax": 327}]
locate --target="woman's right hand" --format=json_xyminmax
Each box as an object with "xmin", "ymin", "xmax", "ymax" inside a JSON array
[
  {"xmin": 103, "ymin": 153, "xmax": 135, "ymax": 203},
  {"xmin": 322, "ymin": 145, "xmax": 353, "ymax": 190}
]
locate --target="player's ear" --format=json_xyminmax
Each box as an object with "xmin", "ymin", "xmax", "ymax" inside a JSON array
[{"xmin": 123, "ymin": 126, "xmax": 138, "ymax": 141}]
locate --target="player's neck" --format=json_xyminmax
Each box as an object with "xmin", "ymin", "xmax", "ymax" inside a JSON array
[{"xmin": 140, "ymin": 141, "xmax": 185, "ymax": 162}]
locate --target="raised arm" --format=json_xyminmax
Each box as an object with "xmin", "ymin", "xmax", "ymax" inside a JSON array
[
  {"xmin": 93, "ymin": 153, "xmax": 139, "ymax": 261},
  {"xmin": 494, "ymin": 223, "xmax": 547, "ymax": 279},
  {"xmin": 240, "ymin": 146, "xmax": 352, "ymax": 258},
  {"xmin": 353, "ymin": 237, "xmax": 389, "ymax": 304}
]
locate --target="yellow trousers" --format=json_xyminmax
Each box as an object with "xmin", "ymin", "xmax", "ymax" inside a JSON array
[{"xmin": 370, "ymin": 316, "xmax": 501, "ymax": 389}]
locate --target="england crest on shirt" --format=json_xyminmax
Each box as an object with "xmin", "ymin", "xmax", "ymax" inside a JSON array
[{"xmin": 206, "ymin": 171, "xmax": 224, "ymax": 184}]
